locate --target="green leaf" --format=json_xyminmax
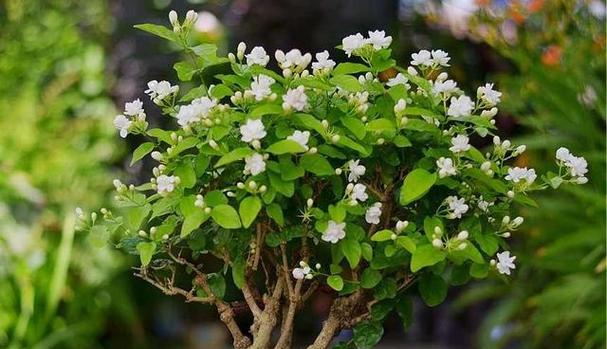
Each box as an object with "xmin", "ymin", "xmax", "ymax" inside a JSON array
[
  {"xmin": 174, "ymin": 161, "xmax": 196, "ymax": 188},
  {"xmin": 341, "ymin": 117, "xmax": 366, "ymax": 140},
  {"xmin": 399, "ymin": 169, "xmax": 437, "ymax": 205},
  {"xmin": 329, "ymin": 75, "xmax": 364, "ymax": 92},
  {"xmin": 268, "ymin": 172, "xmax": 295, "ymax": 197},
  {"xmin": 333, "ymin": 62, "xmax": 370, "ymax": 75},
  {"xmin": 418, "ymin": 274, "xmax": 447, "ymax": 307},
  {"xmin": 393, "ymin": 135, "xmax": 412, "ymax": 148},
  {"xmin": 231, "ymin": 259, "xmax": 245, "ymax": 289},
  {"xmin": 423, "ymin": 216, "xmax": 444, "ymax": 242},
  {"xmin": 123, "ymin": 204, "xmax": 151, "ymax": 232},
  {"xmin": 181, "ymin": 209, "xmax": 209, "ymax": 238},
  {"xmin": 215, "ymin": 147, "xmax": 253, "ymax": 168},
  {"xmin": 204, "ymin": 190, "xmax": 228, "ymax": 207},
  {"xmin": 131, "ymin": 142, "xmax": 155, "ymax": 166},
  {"xmin": 299, "ymin": 154, "xmax": 334, "ymax": 176},
  {"xmin": 134, "ymin": 23, "xmax": 178, "ymax": 42},
  {"xmin": 239, "ymin": 196, "xmax": 262, "ymax": 228},
  {"xmin": 470, "ymin": 263, "xmax": 489, "ymax": 278},
  {"xmin": 396, "ymin": 236, "xmax": 416, "ymax": 253},
  {"xmin": 337, "ymin": 136, "xmax": 370, "ymax": 156},
  {"xmin": 327, "ymin": 275, "xmax": 344, "ymax": 291},
  {"xmin": 371, "ymin": 229, "xmax": 393, "ymax": 242},
  {"xmin": 211, "ymin": 205, "xmax": 242, "ymax": 229},
  {"xmin": 367, "ymin": 118, "xmax": 395, "ymax": 134},
  {"xmin": 266, "ymin": 203, "xmax": 284, "ymax": 226},
  {"xmin": 136, "ymin": 241, "xmax": 156, "ymax": 266},
  {"xmin": 340, "ymin": 238, "xmax": 361, "ymax": 268},
  {"xmin": 353, "ymin": 321, "xmax": 384, "ymax": 349},
  {"xmin": 410, "ymin": 244, "xmax": 446, "ymax": 272},
  {"xmin": 210, "ymin": 84, "xmax": 233, "ymax": 100},
  {"xmin": 360, "ymin": 268, "xmax": 382, "ymax": 289},
  {"xmin": 361, "ymin": 242, "xmax": 373, "ymax": 261},
  {"xmin": 476, "ymin": 233, "xmax": 499, "ymax": 255},
  {"xmin": 294, "ymin": 113, "xmax": 325, "ymax": 134},
  {"xmin": 89, "ymin": 225, "xmax": 110, "ymax": 248},
  {"xmin": 207, "ymin": 274, "xmax": 226, "ymax": 298},
  {"xmin": 266, "ymin": 140, "xmax": 306, "ymax": 155},
  {"xmin": 250, "ymin": 104, "xmax": 283, "ymax": 117},
  {"xmin": 174, "ymin": 62, "xmax": 196, "ymax": 81},
  {"xmin": 395, "ymin": 295, "xmax": 413, "ymax": 330}
]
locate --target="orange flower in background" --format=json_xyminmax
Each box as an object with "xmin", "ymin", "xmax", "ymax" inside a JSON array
[
  {"xmin": 508, "ymin": 2, "xmax": 528, "ymax": 24},
  {"xmin": 541, "ymin": 45, "xmax": 562, "ymax": 66},
  {"xmin": 527, "ymin": 0, "xmax": 545, "ymax": 13}
]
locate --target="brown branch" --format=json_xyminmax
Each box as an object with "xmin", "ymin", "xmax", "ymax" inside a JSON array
[
  {"xmin": 134, "ymin": 269, "xmax": 210, "ymax": 304},
  {"xmin": 248, "ymin": 277, "xmax": 285, "ymax": 349}
]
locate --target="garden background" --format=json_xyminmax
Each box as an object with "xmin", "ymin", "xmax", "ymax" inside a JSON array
[{"xmin": 0, "ymin": 0, "xmax": 605, "ymax": 348}]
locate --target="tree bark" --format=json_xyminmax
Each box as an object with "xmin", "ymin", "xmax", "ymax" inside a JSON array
[{"xmin": 248, "ymin": 278, "xmax": 284, "ymax": 349}]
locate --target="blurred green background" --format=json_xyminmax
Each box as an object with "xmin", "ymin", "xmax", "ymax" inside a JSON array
[{"xmin": 0, "ymin": 0, "xmax": 604, "ymax": 348}]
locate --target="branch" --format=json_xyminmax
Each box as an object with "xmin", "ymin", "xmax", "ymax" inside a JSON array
[{"xmin": 134, "ymin": 269, "xmax": 210, "ymax": 304}]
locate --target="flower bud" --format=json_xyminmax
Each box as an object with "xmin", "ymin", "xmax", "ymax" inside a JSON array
[
  {"xmin": 502, "ymin": 140, "xmax": 511, "ymax": 149},
  {"xmin": 436, "ymin": 72, "xmax": 448, "ymax": 82},
  {"xmin": 390, "ymin": 233, "xmax": 398, "ymax": 240},
  {"xmin": 396, "ymin": 220, "xmax": 409, "ymax": 232},
  {"xmin": 458, "ymin": 243, "xmax": 467, "ymax": 250},
  {"xmin": 481, "ymin": 161, "xmax": 491, "ymax": 171},
  {"xmin": 507, "ymin": 190, "xmax": 515, "ymax": 198},
  {"xmin": 315, "ymin": 263, "xmax": 321, "ymax": 269},
  {"xmin": 346, "ymin": 183, "xmax": 354, "ymax": 193},
  {"xmin": 306, "ymin": 198, "xmax": 314, "ymax": 208},
  {"xmin": 151, "ymin": 151, "xmax": 163, "ymax": 161},
  {"xmin": 248, "ymin": 181, "xmax": 257, "ymax": 189},
  {"xmin": 502, "ymin": 216, "xmax": 510, "ymax": 225},
  {"xmin": 407, "ymin": 66, "xmax": 418, "ymax": 76},
  {"xmin": 185, "ymin": 10, "xmax": 198, "ymax": 24},
  {"xmin": 493, "ymin": 136, "xmax": 501, "ymax": 145},
  {"xmin": 138, "ymin": 230, "xmax": 147, "ymax": 237},
  {"xmin": 434, "ymin": 226, "xmax": 442, "ymax": 235},
  {"xmin": 321, "ymin": 120, "xmax": 329, "ymax": 129},
  {"xmin": 394, "ymin": 99, "xmax": 407, "ymax": 114},
  {"xmin": 162, "ymin": 234, "xmax": 169, "ymax": 240},
  {"xmin": 237, "ymin": 42, "xmax": 246, "ymax": 60},
  {"xmin": 457, "ymin": 230, "xmax": 469, "ymax": 240},
  {"xmin": 335, "ymin": 168, "xmax": 343, "ymax": 175},
  {"xmin": 432, "ymin": 239, "xmax": 443, "ymax": 248},
  {"xmin": 228, "ymin": 53, "xmax": 236, "ymax": 62},
  {"xmin": 512, "ymin": 216, "xmax": 524, "ymax": 227},
  {"xmin": 377, "ymin": 138, "xmax": 385, "ymax": 145},
  {"xmin": 480, "ymin": 107, "xmax": 498, "ymax": 118},
  {"xmin": 331, "ymin": 134, "xmax": 340, "ymax": 143},
  {"xmin": 259, "ymin": 185, "xmax": 267, "ymax": 193},
  {"xmin": 252, "ymin": 140, "xmax": 261, "ymax": 149},
  {"xmin": 308, "ymin": 147, "xmax": 317, "ymax": 154},
  {"xmin": 204, "ymin": 207, "xmax": 212, "ymax": 214},
  {"xmin": 169, "ymin": 10, "xmax": 179, "ymax": 27}
]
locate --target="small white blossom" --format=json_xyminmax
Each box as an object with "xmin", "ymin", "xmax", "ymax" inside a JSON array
[
  {"xmin": 505, "ymin": 167, "xmax": 537, "ymax": 184},
  {"xmin": 431, "ymin": 49, "xmax": 450, "ymax": 66},
  {"xmin": 411, "ymin": 50, "xmax": 432, "ymax": 66},
  {"xmin": 312, "ymin": 50, "xmax": 336, "ymax": 72},
  {"xmin": 555, "ymin": 147, "xmax": 571, "ymax": 162},
  {"xmin": 244, "ymin": 153, "xmax": 266, "ymax": 176},
  {"xmin": 394, "ymin": 99, "xmax": 407, "ymax": 114},
  {"xmin": 347, "ymin": 159, "xmax": 366, "ymax": 182},
  {"xmin": 287, "ymin": 130, "xmax": 310, "ymax": 150},
  {"xmin": 351, "ymin": 183, "xmax": 368, "ymax": 202},
  {"xmin": 386, "ymin": 73, "xmax": 409, "ymax": 87},
  {"xmin": 342, "ymin": 33, "xmax": 366, "ymax": 57},
  {"xmin": 436, "ymin": 157, "xmax": 457, "ymax": 178},
  {"xmin": 292, "ymin": 265, "xmax": 311, "ymax": 280},
  {"xmin": 477, "ymin": 83, "xmax": 502, "ymax": 106},
  {"xmin": 477, "ymin": 196, "xmax": 494, "ymax": 212},
  {"xmin": 323, "ymin": 220, "xmax": 346, "ymax": 243},
  {"xmin": 246, "ymin": 46, "xmax": 270, "ymax": 67},
  {"xmin": 433, "ymin": 79, "xmax": 458, "ymax": 95},
  {"xmin": 176, "ymin": 97, "xmax": 217, "ymax": 127},
  {"xmin": 365, "ymin": 202, "xmax": 383, "ymax": 224},
  {"xmin": 276, "ymin": 49, "xmax": 311, "ymax": 70},
  {"xmin": 250, "ymin": 74, "xmax": 275, "ymax": 101},
  {"xmin": 445, "ymin": 196, "xmax": 469, "ymax": 219},
  {"xmin": 447, "ymin": 95, "xmax": 474, "ymax": 117},
  {"xmin": 367, "ymin": 30, "xmax": 392, "ymax": 50},
  {"xmin": 449, "ymin": 134, "xmax": 471, "ymax": 153},
  {"xmin": 495, "ymin": 251, "xmax": 516, "ymax": 275},
  {"xmin": 145, "ymin": 80, "xmax": 178, "ymax": 101},
  {"xmin": 240, "ymin": 119, "xmax": 267, "ymax": 143},
  {"xmin": 282, "ymin": 86, "xmax": 308, "ymax": 112},
  {"xmin": 157, "ymin": 175, "xmax": 178, "ymax": 196},
  {"xmin": 124, "ymin": 99, "xmax": 144, "ymax": 117},
  {"xmin": 113, "ymin": 114, "xmax": 131, "ymax": 138},
  {"xmin": 556, "ymin": 147, "xmax": 588, "ymax": 178}
]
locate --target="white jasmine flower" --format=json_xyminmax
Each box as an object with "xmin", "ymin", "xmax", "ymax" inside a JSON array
[
  {"xmin": 287, "ymin": 130, "xmax": 310, "ymax": 150},
  {"xmin": 433, "ymin": 79, "xmax": 458, "ymax": 95},
  {"xmin": 555, "ymin": 147, "xmax": 571, "ymax": 162},
  {"xmin": 157, "ymin": 175, "xmax": 178, "ymax": 196},
  {"xmin": 312, "ymin": 50, "xmax": 336, "ymax": 72},
  {"xmin": 276, "ymin": 49, "xmax": 311, "ymax": 70},
  {"xmin": 176, "ymin": 97, "xmax": 217, "ymax": 127},
  {"xmin": 386, "ymin": 73, "xmax": 409, "ymax": 87},
  {"xmin": 505, "ymin": 167, "xmax": 537, "ymax": 184},
  {"xmin": 244, "ymin": 153, "xmax": 266, "ymax": 176},
  {"xmin": 436, "ymin": 157, "xmax": 457, "ymax": 178},
  {"xmin": 240, "ymin": 119, "xmax": 267, "ymax": 143},
  {"xmin": 124, "ymin": 99, "xmax": 144, "ymax": 117},
  {"xmin": 477, "ymin": 197, "xmax": 493, "ymax": 212},
  {"xmin": 113, "ymin": 114, "xmax": 132, "ymax": 138},
  {"xmin": 347, "ymin": 159, "xmax": 366, "ymax": 182},
  {"xmin": 246, "ymin": 46, "xmax": 270, "ymax": 67},
  {"xmin": 282, "ymin": 86, "xmax": 308, "ymax": 112},
  {"xmin": 250, "ymin": 74, "xmax": 275, "ymax": 101},
  {"xmin": 145, "ymin": 80, "xmax": 178, "ymax": 101},
  {"xmin": 322, "ymin": 220, "xmax": 346, "ymax": 243},
  {"xmin": 292, "ymin": 265, "xmax": 311, "ymax": 280},
  {"xmin": 365, "ymin": 202, "xmax": 383, "ymax": 224},
  {"xmin": 342, "ymin": 33, "xmax": 366, "ymax": 57},
  {"xmin": 449, "ymin": 134, "xmax": 471, "ymax": 153},
  {"xmin": 566, "ymin": 155, "xmax": 588, "ymax": 177},
  {"xmin": 495, "ymin": 251, "xmax": 516, "ymax": 275},
  {"xmin": 447, "ymin": 95, "xmax": 474, "ymax": 117},
  {"xmin": 351, "ymin": 183, "xmax": 368, "ymax": 202},
  {"xmin": 431, "ymin": 49, "xmax": 450, "ymax": 66},
  {"xmin": 445, "ymin": 196, "xmax": 469, "ymax": 219},
  {"xmin": 411, "ymin": 49, "xmax": 432, "ymax": 66},
  {"xmin": 394, "ymin": 99, "xmax": 407, "ymax": 114},
  {"xmin": 477, "ymin": 83, "xmax": 502, "ymax": 106},
  {"xmin": 367, "ymin": 30, "xmax": 392, "ymax": 50}
]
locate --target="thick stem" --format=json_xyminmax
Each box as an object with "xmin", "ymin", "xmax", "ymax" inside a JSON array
[
  {"xmin": 273, "ymin": 278, "xmax": 303, "ymax": 349},
  {"xmin": 305, "ymin": 291, "xmax": 364, "ymax": 349},
  {"xmin": 248, "ymin": 278, "xmax": 284, "ymax": 349}
]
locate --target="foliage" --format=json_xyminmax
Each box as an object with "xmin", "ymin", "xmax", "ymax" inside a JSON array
[
  {"xmin": 0, "ymin": 1, "xmax": 128, "ymax": 348},
  {"xmin": 83, "ymin": 10, "xmax": 586, "ymax": 349},
  {"xmin": 428, "ymin": 1, "xmax": 606, "ymax": 348}
]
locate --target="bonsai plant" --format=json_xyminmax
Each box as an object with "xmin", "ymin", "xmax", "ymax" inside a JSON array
[{"xmin": 81, "ymin": 10, "xmax": 588, "ymax": 349}]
